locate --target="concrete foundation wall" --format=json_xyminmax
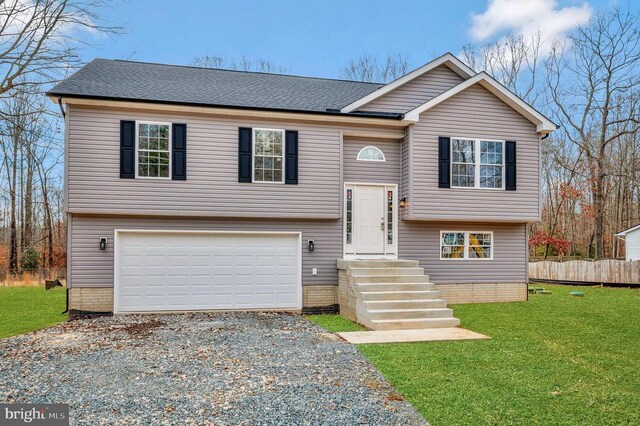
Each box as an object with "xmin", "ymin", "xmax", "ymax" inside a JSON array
[
  {"xmin": 435, "ymin": 282, "xmax": 527, "ymax": 304},
  {"xmin": 69, "ymin": 287, "xmax": 114, "ymax": 313},
  {"xmin": 70, "ymin": 285, "xmax": 339, "ymax": 314}
]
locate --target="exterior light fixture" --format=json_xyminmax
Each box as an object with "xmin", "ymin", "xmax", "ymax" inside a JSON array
[
  {"xmin": 399, "ymin": 197, "xmax": 408, "ymax": 208},
  {"xmin": 99, "ymin": 237, "xmax": 108, "ymax": 251},
  {"xmin": 308, "ymin": 240, "xmax": 315, "ymax": 252}
]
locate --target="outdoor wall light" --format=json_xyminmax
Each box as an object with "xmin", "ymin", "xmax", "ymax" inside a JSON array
[
  {"xmin": 399, "ymin": 197, "xmax": 408, "ymax": 208},
  {"xmin": 99, "ymin": 237, "xmax": 108, "ymax": 251},
  {"xmin": 308, "ymin": 240, "xmax": 315, "ymax": 252}
]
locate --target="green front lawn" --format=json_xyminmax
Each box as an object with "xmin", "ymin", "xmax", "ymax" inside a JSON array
[
  {"xmin": 307, "ymin": 285, "xmax": 640, "ymax": 425},
  {"xmin": 305, "ymin": 314, "xmax": 366, "ymax": 332},
  {"xmin": 0, "ymin": 286, "xmax": 67, "ymax": 339}
]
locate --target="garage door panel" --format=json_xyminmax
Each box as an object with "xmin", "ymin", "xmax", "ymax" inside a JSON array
[{"xmin": 116, "ymin": 232, "xmax": 301, "ymax": 312}]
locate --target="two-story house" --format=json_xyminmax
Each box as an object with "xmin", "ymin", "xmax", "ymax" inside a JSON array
[{"xmin": 48, "ymin": 53, "xmax": 556, "ymax": 329}]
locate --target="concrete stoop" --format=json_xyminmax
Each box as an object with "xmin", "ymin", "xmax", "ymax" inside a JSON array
[{"xmin": 339, "ymin": 259, "xmax": 461, "ymax": 330}]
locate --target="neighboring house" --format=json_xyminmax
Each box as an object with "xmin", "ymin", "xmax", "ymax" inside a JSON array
[
  {"xmin": 47, "ymin": 53, "xmax": 556, "ymax": 328},
  {"xmin": 615, "ymin": 225, "xmax": 640, "ymax": 261}
]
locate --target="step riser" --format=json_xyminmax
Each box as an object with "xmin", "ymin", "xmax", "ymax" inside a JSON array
[
  {"xmin": 369, "ymin": 318, "xmax": 461, "ymax": 330},
  {"xmin": 343, "ymin": 258, "xmax": 460, "ymax": 330},
  {"xmin": 360, "ymin": 291, "xmax": 440, "ymax": 301},
  {"xmin": 348, "ymin": 267, "xmax": 425, "ymax": 276},
  {"xmin": 352, "ymin": 275, "xmax": 430, "ymax": 283},
  {"xmin": 364, "ymin": 300, "xmax": 448, "ymax": 309},
  {"xmin": 357, "ymin": 283, "xmax": 434, "ymax": 292},
  {"xmin": 368, "ymin": 308, "xmax": 454, "ymax": 320}
]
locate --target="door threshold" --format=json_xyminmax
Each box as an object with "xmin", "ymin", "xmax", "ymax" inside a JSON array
[{"xmin": 343, "ymin": 254, "xmax": 398, "ymax": 260}]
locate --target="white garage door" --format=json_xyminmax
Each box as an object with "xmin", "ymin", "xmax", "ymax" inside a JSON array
[{"xmin": 115, "ymin": 231, "xmax": 301, "ymax": 313}]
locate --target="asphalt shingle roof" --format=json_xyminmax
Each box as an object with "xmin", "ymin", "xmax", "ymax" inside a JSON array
[{"xmin": 47, "ymin": 59, "xmax": 387, "ymax": 114}]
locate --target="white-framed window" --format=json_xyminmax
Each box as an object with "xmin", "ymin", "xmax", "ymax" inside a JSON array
[
  {"xmin": 357, "ymin": 146, "xmax": 386, "ymax": 161},
  {"xmin": 451, "ymin": 138, "xmax": 504, "ymax": 189},
  {"xmin": 253, "ymin": 128, "xmax": 284, "ymax": 183},
  {"xmin": 136, "ymin": 121, "xmax": 171, "ymax": 179},
  {"xmin": 440, "ymin": 231, "xmax": 493, "ymax": 260}
]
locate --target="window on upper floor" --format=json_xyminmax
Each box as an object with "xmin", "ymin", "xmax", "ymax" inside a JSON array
[
  {"xmin": 253, "ymin": 128, "xmax": 284, "ymax": 183},
  {"xmin": 357, "ymin": 146, "xmax": 385, "ymax": 161},
  {"xmin": 451, "ymin": 138, "xmax": 504, "ymax": 189},
  {"xmin": 440, "ymin": 231, "xmax": 493, "ymax": 260},
  {"xmin": 136, "ymin": 122, "xmax": 171, "ymax": 179}
]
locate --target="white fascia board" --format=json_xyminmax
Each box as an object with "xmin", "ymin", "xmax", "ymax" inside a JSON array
[
  {"xmin": 615, "ymin": 224, "xmax": 640, "ymax": 236},
  {"xmin": 403, "ymin": 72, "xmax": 558, "ymax": 135},
  {"xmin": 340, "ymin": 53, "xmax": 475, "ymax": 113}
]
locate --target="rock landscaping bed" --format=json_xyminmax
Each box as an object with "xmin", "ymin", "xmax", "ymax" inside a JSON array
[{"xmin": 0, "ymin": 312, "xmax": 425, "ymax": 425}]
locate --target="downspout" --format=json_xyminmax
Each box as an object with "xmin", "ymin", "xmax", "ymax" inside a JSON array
[
  {"xmin": 58, "ymin": 96, "xmax": 68, "ymax": 315},
  {"xmin": 63, "ymin": 288, "xmax": 69, "ymax": 314},
  {"xmin": 57, "ymin": 97, "xmax": 66, "ymax": 118}
]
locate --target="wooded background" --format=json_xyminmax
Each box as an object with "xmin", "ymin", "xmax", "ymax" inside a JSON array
[{"xmin": 1, "ymin": 2, "xmax": 639, "ymax": 281}]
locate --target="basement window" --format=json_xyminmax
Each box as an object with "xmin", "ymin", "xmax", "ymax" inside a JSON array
[{"xmin": 440, "ymin": 231, "xmax": 493, "ymax": 260}]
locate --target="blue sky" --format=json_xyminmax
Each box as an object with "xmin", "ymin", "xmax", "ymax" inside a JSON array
[{"xmin": 79, "ymin": 0, "xmax": 611, "ymax": 79}]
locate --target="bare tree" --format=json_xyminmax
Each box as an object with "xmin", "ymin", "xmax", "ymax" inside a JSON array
[
  {"xmin": 0, "ymin": 0, "xmax": 122, "ymax": 101},
  {"xmin": 0, "ymin": 0, "xmax": 118, "ymax": 276},
  {"xmin": 0, "ymin": 86, "xmax": 37, "ymax": 270},
  {"xmin": 191, "ymin": 55, "xmax": 224, "ymax": 69},
  {"xmin": 546, "ymin": 7, "xmax": 640, "ymax": 258},
  {"xmin": 342, "ymin": 53, "xmax": 410, "ymax": 83},
  {"xmin": 191, "ymin": 55, "xmax": 288, "ymax": 73},
  {"xmin": 462, "ymin": 31, "xmax": 544, "ymax": 104}
]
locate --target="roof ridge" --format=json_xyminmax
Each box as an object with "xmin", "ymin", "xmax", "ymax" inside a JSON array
[{"xmin": 100, "ymin": 58, "xmax": 384, "ymax": 86}]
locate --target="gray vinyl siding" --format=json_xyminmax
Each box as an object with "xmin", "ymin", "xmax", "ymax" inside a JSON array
[
  {"xmin": 69, "ymin": 215, "xmax": 341, "ymax": 288},
  {"xmin": 342, "ymin": 139, "xmax": 401, "ymax": 184},
  {"xmin": 408, "ymin": 84, "xmax": 541, "ymax": 221},
  {"xmin": 68, "ymin": 106, "xmax": 404, "ymax": 219},
  {"xmin": 70, "ymin": 214, "xmax": 525, "ymax": 289},
  {"xmin": 398, "ymin": 221, "xmax": 527, "ymax": 284},
  {"xmin": 358, "ymin": 65, "xmax": 464, "ymax": 113}
]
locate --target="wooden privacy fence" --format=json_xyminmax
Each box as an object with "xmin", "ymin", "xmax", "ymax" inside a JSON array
[{"xmin": 529, "ymin": 260, "xmax": 640, "ymax": 286}]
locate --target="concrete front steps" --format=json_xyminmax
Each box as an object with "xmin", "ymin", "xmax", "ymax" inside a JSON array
[{"xmin": 339, "ymin": 259, "xmax": 460, "ymax": 330}]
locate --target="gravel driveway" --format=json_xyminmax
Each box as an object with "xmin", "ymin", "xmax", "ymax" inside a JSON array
[{"xmin": 0, "ymin": 313, "xmax": 426, "ymax": 425}]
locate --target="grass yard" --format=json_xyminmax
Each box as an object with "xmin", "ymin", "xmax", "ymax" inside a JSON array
[
  {"xmin": 307, "ymin": 284, "xmax": 640, "ymax": 425},
  {"xmin": 0, "ymin": 286, "xmax": 67, "ymax": 339},
  {"xmin": 305, "ymin": 314, "xmax": 366, "ymax": 332}
]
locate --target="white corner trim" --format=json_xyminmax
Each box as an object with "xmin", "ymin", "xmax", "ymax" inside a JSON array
[
  {"xmin": 403, "ymin": 72, "xmax": 557, "ymax": 134},
  {"xmin": 341, "ymin": 53, "xmax": 475, "ymax": 113}
]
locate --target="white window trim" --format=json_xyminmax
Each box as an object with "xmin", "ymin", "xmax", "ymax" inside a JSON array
[
  {"xmin": 439, "ymin": 230, "xmax": 494, "ymax": 260},
  {"xmin": 252, "ymin": 128, "xmax": 285, "ymax": 184},
  {"xmin": 357, "ymin": 146, "xmax": 386, "ymax": 162},
  {"xmin": 135, "ymin": 121, "xmax": 172, "ymax": 180},
  {"xmin": 450, "ymin": 137, "xmax": 505, "ymax": 190}
]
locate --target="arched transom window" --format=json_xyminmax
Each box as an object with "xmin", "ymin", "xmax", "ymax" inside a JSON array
[{"xmin": 357, "ymin": 146, "xmax": 386, "ymax": 162}]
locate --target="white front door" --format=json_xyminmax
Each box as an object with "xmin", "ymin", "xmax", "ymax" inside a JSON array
[{"xmin": 355, "ymin": 185, "xmax": 386, "ymax": 254}]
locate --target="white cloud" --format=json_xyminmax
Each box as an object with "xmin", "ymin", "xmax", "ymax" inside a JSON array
[{"xmin": 470, "ymin": 0, "xmax": 593, "ymax": 42}]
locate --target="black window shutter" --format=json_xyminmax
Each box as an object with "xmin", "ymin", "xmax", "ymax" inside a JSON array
[
  {"xmin": 238, "ymin": 127, "xmax": 252, "ymax": 182},
  {"xmin": 172, "ymin": 123, "xmax": 187, "ymax": 180},
  {"xmin": 438, "ymin": 136, "xmax": 451, "ymax": 188},
  {"xmin": 285, "ymin": 130, "xmax": 298, "ymax": 184},
  {"xmin": 505, "ymin": 140, "xmax": 516, "ymax": 190},
  {"xmin": 120, "ymin": 120, "xmax": 136, "ymax": 179}
]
